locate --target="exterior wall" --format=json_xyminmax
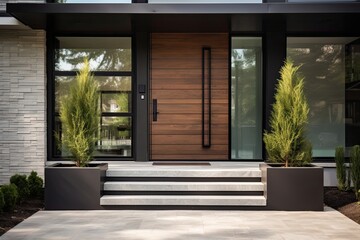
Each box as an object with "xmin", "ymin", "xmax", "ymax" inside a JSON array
[
  {"xmin": 0, "ymin": 29, "xmax": 46, "ymax": 184},
  {"xmin": 1, "ymin": 1, "xmax": 45, "ymax": 12}
]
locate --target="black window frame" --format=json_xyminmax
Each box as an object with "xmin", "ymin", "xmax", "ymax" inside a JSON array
[
  {"xmin": 229, "ymin": 34, "xmax": 264, "ymax": 161},
  {"xmin": 285, "ymin": 34, "xmax": 360, "ymax": 161},
  {"xmin": 47, "ymin": 34, "xmax": 136, "ymax": 161}
]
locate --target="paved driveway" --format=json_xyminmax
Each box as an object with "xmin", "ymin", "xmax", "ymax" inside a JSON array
[{"xmin": 1, "ymin": 207, "xmax": 359, "ymax": 240}]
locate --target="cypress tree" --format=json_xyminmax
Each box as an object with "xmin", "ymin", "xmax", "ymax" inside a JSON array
[{"xmin": 264, "ymin": 59, "xmax": 312, "ymax": 167}]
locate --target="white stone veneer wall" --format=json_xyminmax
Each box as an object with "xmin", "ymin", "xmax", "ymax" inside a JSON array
[{"xmin": 0, "ymin": 29, "xmax": 46, "ymax": 184}]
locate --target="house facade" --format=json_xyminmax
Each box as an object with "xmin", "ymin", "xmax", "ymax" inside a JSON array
[{"xmin": 0, "ymin": 0, "xmax": 360, "ymax": 184}]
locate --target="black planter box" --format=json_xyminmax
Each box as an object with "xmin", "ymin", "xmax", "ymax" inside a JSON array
[
  {"xmin": 45, "ymin": 163, "xmax": 108, "ymax": 210},
  {"xmin": 260, "ymin": 163, "xmax": 324, "ymax": 211}
]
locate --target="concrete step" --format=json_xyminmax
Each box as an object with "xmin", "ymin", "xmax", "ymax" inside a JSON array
[
  {"xmin": 106, "ymin": 168, "xmax": 261, "ymax": 178},
  {"xmin": 104, "ymin": 181, "xmax": 264, "ymax": 192},
  {"xmin": 100, "ymin": 195, "xmax": 266, "ymax": 206}
]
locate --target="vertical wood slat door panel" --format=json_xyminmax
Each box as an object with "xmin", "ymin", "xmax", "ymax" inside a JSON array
[{"xmin": 150, "ymin": 33, "xmax": 229, "ymax": 160}]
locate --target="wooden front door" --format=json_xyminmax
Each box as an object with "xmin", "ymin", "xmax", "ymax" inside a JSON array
[{"xmin": 150, "ymin": 33, "xmax": 229, "ymax": 160}]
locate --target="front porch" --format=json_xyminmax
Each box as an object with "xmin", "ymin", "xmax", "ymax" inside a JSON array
[{"xmin": 101, "ymin": 162, "xmax": 266, "ymax": 209}]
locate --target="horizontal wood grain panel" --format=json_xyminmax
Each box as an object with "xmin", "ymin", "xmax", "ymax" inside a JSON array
[
  {"xmin": 151, "ymin": 89, "xmax": 228, "ymax": 99},
  {"xmin": 151, "ymin": 99, "xmax": 228, "ymax": 104},
  {"xmin": 152, "ymin": 134, "xmax": 228, "ymax": 145},
  {"xmin": 152, "ymin": 49, "xmax": 229, "ymax": 61},
  {"xmin": 151, "ymin": 155, "xmax": 228, "ymax": 160},
  {"xmin": 151, "ymin": 124, "xmax": 228, "ymax": 135},
  {"xmin": 151, "ymin": 79, "xmax": 228, "ymax": 90},
  {"xmin": 151, "ymin": 144, "xmax": 228, "ymax": 155},
  {"xmin": 152, "ymin": 58, "xmax": 228, "ymax": 69},
  {"xmin": 152, "ymin": 69, "xmax": 228, "ymax": 79},
  {"xmin": 151, "ymin": 49, "xmax": 228, "ymax": 59},
  {"xmin": 152, "ymin": 36, "xmax": 228, "ymax": 44},
  {"xmin": 152, "ymin": 33, "xmax": 228, "ymax": 39},
  {"xmin": 156, "ymin": 103, "xmax": 228, "ymax": 114},
  {"xmin": 153, "ymin": 114, "xmax": 227, "ymax": 125}
]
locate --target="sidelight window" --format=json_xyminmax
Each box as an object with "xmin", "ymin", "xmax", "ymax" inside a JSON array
[{"xmin": 231, "ymin": 37, "xmax": 263, "ymax": 160}]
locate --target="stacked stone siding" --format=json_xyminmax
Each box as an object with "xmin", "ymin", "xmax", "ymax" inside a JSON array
[{"xmin": 0, "ymin": 29, "xmax": 46, "ymax": 184}]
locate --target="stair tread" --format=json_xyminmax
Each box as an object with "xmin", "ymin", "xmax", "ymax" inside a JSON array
[
  {"xmin": 100, "ymin": 195, "xmax": 266, "ymax": 206},
  {"xmin": 104, "ymin": 181, "xmax": 264, "ymax": 191},
  {"xmin": 105, "ymin": 181, "xmax": 264, "ymax": 185},
  {"xmin": 107, "ymin": 168, "xmax": 261, "ymax": 178}
]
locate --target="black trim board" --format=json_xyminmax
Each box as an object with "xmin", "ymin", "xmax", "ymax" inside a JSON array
[
  {"xmin": 7, "ymin": 3, "xmax": 360, "ymax": 15},
  {"xmin": 6, "ymin": 3, "xmax": 360, "ymax": 32}
]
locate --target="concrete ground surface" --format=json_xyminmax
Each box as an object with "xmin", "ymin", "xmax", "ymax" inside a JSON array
[{"xmin": 1, "ymin": 207, "xmax": 360, "ymax": 240}]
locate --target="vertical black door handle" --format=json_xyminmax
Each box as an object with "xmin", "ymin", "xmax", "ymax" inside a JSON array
[{"xmin": 153, "ymin": 99, "xmax": 159, "ymax": 122}]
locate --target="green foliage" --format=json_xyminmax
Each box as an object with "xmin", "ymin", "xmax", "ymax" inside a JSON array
[
  {"xmin": 28, "ymin": 171, "xmax": 44, "ymax": 198},
  {"xmin": 0, "ymin": 190, "xmax": 4, "ymax": 212},
  {"xmin": 117, "ymin": 93, "xmax": 129, "ymax": 113},
  {"xmin": 263, "ymin": 59, "xmax": 312, "ymax": 167},
  {"xmin": 335, "ymin": 146, "xmax": 347, "ymax": 191},
  {"xmin": 350, "ymin": 145, "xmax": 360, "ymax": 199},
  {"xmin": 58, "ymin": 58, "xmax": 100, "ymax": 167},
  {"xmin": 1, "ymin": 184, "xmax": 18, "ymax": 212},
  {"xmin": 10, "ymin": 174, "xmax": 29, "ymax": 203}
]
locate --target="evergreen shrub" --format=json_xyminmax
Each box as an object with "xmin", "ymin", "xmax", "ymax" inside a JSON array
[
  {"xmin": 0, "ymin": 190, "xmax": 4, "ymax": 212},
  {"xmin": 57, "ymin": 58, "xmax": 100, "ymax": 167},
  {"xmin": 335, "ymin": 146, "xmax": 347, "ymax": 191},
  {"xmin": 28, "ymin": 171, "xmax": 44, "ymax": 198},
  {"xmin": 10, "ymin": 174, "xmax": 29, "ymax": 203},
  {"xmin": 1, "ymin": 184, "xmax": 18, "ymax": 211},
  {"xmin": 350, "ymin": 145, "xmax": 360, "ymax": 199},
  {"xmin": 263, "ymin": 59, "xmax": 312, "ymax": 167}
]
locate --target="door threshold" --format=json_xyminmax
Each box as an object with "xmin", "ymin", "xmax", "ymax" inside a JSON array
[{"xmin": 152, "ymin": 162, "xmax": 211, "ymax": 166}]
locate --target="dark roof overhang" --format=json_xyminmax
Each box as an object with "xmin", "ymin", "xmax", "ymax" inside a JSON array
[{"xmin": 6, "ymin": 3, "xmax": 360, "ymax": 34}]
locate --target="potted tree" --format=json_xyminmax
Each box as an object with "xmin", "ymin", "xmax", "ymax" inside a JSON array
[
  {"xmin": 45, "ymin": 59, "xmax": 108, "ymax": 210},
  {"xmin": 261, "ymin": 59, "xmax": 323, "ymax": 211}
]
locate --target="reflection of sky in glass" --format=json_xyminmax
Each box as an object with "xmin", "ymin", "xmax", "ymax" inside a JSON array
[
  {"xmin": 57, "ymin": 52, "xmax": 104, "ymax": 71},
  {"xmin": 149, "ymin": 0, "xmax": 262, "ymax": 3},
  {"xmin": 287, "ymin": 37, "xmax": 349, "ymax": 157},
  {"xmin": 60, "ymin": 0, "xmax": 131, "ymax": 3}
]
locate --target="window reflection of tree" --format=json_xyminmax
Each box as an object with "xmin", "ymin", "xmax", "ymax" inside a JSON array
[
  {"xmin": 287, "ymin": 40, "xmax": 346, "ymax": 155},
  {"xmin": 288, "ymin": 44, "xmax": 345, "ymax": 125},
  {"xmin": 56, "ymin": 48, "xmax": 131, "ymax": 72},
  {"xmin": 231, "ymin": 49, "xmax": 258, "ymax": 125},
  {"xmin": 54, "ymin": 38, "xmax": 133, "ymax": 157}
]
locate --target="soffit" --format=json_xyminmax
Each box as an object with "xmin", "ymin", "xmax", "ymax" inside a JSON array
[{"xmin": 6, "ymin": 3, "xmax": 360, "ymax": 33}]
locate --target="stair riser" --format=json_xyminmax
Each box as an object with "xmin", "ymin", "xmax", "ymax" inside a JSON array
[
  {"xmin": 106, "ymin": 171, "xmax": 262, "ymax": 178},
  {"xmin": 105, "ymin": 177, "xmax": 262, "ymax": 182},
  {"xmin": 103, "ymin": 191, "xmax": 264, "ymax": 196},
  {"xmin": 102, "ymin": 205, "xmax": 268, "ymax": 210},
  {"xmin": 100, "ymin": 199, "xmax": 266, "ymax": 206},
  {"xmin": 104, "ymin": 182, "xmax": 264, "ymax": 192}
]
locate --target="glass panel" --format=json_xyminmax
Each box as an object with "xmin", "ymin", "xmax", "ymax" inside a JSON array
[
  {"xmin": 345, "ymin": 39, "xmax": 360, "ymax": 149},
  {"xmin": 55, "ymin": 37, "xmax": 131, "ymax": 72},
  {"xmin": 101, "ymin": 92, "xmax": 131, "ymax": 113},
  {"xmin": 54, "ymin": 117, "xmax": 132, "ymax": 157},
  {"xmin": 288, "ymin": 0, "xmax": 356, "ymax": 2},
  {"xmin": 55, "ymin": 76, "xmax": 132, "ymax": 112},
  {"xmin": 54, "ymin": 116, "xmax": 71, "ymax": 157},
  {"xmin": 55, "ymin": 0, "xmax": 131, "ymax": 3},
  {"xmin": 96, "ymin": 117, "xmax": 132, "ymax": 157},
  {"xmin": 287, "ymin": 37, "xmax": 357, "ymax": 157},
  {"xmin": 149, "ymin": 0, "xmax": 262, "ymax": 3},
  {"xmin": 231, "ymin": 37, "xmax": 262, "ymax": 159}
]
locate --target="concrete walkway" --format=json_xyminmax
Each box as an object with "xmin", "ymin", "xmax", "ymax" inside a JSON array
[{"xmin": 1, "ymin": 207, "xmax": 360, "ymax": 240}]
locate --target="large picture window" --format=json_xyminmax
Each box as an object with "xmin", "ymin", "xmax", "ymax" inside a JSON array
[
  {"xmin": 287, "ymin": 37, "xmax": 360, "ymax": 157},
  {"xmin": 53, "ymin": 37, "xmax": 133, "ymax": 158},
  {"xmin": 231, "ymin": 37, "xmax": 263, "ymax": 159}
]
